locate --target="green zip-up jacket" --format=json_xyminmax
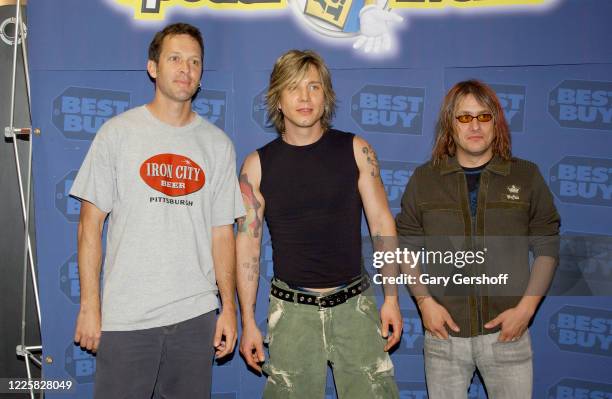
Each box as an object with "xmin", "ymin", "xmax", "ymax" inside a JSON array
[{"xmin": 396, "ymin": 155, "xmax": 560, "ymax": 337}]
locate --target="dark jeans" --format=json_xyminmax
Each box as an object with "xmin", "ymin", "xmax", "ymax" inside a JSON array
[{"xmin": 94, "ymin": 311, "xmax": 216, "ymax": 399}]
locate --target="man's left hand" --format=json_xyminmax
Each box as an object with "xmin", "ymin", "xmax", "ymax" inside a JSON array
[
  {"xmin": 214, "ymin": 308, "xmax": 237, "ymax": 358},
  {"xmin": 380, "ymin": 299, "xmax": 402, "ymax": 351},
  {"xmin": 484, "ymin": 305, "xmax": 534, "ymax": 342}
]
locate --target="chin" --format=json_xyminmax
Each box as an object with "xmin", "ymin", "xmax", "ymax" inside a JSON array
[
  {"xmin": 290, "ymin": 118, "xmax": 313, "ymax": 127},
  {"xmin": 176, "ymin": 92, "xmax": 197, "ymax": 102}
]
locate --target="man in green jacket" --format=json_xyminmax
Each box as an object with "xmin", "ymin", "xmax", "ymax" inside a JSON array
[{"xmin": 396, "ymin": 80, "xmax": 560, "ymax": 399}]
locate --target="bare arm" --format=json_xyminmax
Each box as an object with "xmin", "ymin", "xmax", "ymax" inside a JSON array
[
  {"xmin": 74, "ymin": 201, "xmax": 107, "ymax": 352},
  {"xmin": 236, "ymin": 152, "xmax": 266, "ymax": 371},
  {"xmin": 353, "ymin": 136, "xmax": 402, "ymax": 351},
  {"xmin": 354, "ymin": 136, "xmax": 398, "ymax": 291},
  {"xmin": 213, "ymin": 225, "xmax": 237, "ymax": 310},
  {"xmin": 212, "ymin": 224, "xmax": 238, "ymax": 358}
]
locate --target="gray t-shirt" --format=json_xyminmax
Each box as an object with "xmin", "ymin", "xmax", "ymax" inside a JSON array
[{"xmin": 70, "ymin": 105, "xmax": 245, "ymax": 331}]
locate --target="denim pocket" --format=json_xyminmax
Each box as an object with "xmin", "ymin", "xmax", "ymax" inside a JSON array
[
  {"xmin": 424, "ymin": 331, "xmax": 452, "ymax": 359},
  {"xmin": 491, "ymin": 331, "xmax": 532, "ymax": 364}
]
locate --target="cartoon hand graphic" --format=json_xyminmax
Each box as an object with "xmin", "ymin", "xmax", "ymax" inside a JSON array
[{"xmin": 354, "ymin": 0, "xmax": 404, "ymax": 53}]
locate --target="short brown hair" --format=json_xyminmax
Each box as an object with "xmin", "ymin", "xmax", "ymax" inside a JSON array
[
  {"xmin": 431, "ymin": 79, "xmax": 512, "ymax": 164},
  {"xmin": 266, "ymin": 50, "xmax": 336, "ymax": 134},
  {"xmin": 148, "ymin": 23, "xmax": 204, "ymax": 63}
]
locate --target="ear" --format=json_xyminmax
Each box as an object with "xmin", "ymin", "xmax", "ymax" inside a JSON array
[{"xmin": 147, "ymin": 60, "xmax": 158, "ymax": 79}]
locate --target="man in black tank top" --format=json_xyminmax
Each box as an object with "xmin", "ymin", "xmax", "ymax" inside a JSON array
[{"xmin": 236, "ymin": 50, "xmax": 402, "ymax": 398}]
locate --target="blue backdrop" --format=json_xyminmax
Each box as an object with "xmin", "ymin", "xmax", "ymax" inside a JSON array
[{"xmin": 29, "ymin": 0, "xmax": 612, "ymax": 397}]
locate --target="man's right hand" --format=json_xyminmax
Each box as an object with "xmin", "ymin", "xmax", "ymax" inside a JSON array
[
  {"xmin": 239, "ymin": 321, "xmax": 265, "ymax": 373},
  {"xmin": 418, "ymin": 297, "xmax": 460, "ymax": 339},
  {"xmin": 74, "ymin": 307, "xmax": 101, "ymax": 352}
]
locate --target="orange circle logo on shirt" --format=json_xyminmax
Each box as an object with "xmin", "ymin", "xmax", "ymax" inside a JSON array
[{"xmin": 140, "ymin": 153, "xmax": 205, "ymax": 197}]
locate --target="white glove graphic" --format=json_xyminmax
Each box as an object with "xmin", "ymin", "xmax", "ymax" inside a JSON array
[{"xmin": 353, "ymin": 0, "xmax": 404, "ymax": 53}]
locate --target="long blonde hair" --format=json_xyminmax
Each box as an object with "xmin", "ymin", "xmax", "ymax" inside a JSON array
[{"xmin": 266, "ymin": 50, "xmax": 336, "ymax": 134}]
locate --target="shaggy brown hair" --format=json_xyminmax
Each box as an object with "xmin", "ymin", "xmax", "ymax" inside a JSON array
[{"xmin": 431, "ymin": 80, "xmax": 512, "ymax": 164}]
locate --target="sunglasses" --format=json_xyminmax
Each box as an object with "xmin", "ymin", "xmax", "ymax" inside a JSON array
[{"xmin": 455, "ymin": 113, "xmax": 493, "ymax": 123}]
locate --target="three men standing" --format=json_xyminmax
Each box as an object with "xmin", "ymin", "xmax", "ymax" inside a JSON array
[{"xmin": 70, "ymin": 21, "xmax": 559, "ymax": 397}]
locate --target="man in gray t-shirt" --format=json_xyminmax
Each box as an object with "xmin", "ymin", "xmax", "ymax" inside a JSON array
[{"xmin": 70, "ymin": 23, "xmax": 245, "ymax": 398}]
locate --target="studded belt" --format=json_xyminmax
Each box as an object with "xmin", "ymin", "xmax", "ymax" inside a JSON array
[{"xmin": 270, "ymin": 276, "xmax": 370, "ymax": 309}]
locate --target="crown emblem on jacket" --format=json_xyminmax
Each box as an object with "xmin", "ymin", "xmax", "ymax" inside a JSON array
[{"xmin": 507, "ymin": 185, "xmax": 520, "ymax": 194}]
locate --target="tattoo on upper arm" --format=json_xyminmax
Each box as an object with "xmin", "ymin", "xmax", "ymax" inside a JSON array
[
  {"xmin": 362, "ymin": 145, "xmax": 381, "ymax": 178},
  {"xmin": 242, "ymin": 256, "xmax": 260, "ymax": 282},
  {"xmin": 238, "ymin": 173, "xmax": 262, "ymax": 238}
]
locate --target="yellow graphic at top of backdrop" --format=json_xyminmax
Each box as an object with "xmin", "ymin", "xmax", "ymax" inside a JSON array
[
  {"xmin": 115, "ymin": 0, "xmax": 287, "ymax": 20},
  {"xmin": 304, "ymin": 0, "xmax": 353, "ymax": 29},
  {"xmin": 389, "ymin": 0, "xmax": 546, "ymax": 9},
  {"xmin": 114, "ymin": 0, "xmax": 548, "ymax": 20}
]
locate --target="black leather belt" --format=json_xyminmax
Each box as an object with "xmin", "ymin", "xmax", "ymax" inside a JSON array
[{"xmin": 270, "ymin": 277, "xmax": 370, "ymax": 309}]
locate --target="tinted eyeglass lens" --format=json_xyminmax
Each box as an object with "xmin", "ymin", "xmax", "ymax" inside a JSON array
[
  {"xmin": 477, "ymin": 113, "xmax": 493, "ymax": 122},
  {"xmin": 456, "ymin": 114, "xmax": 493, "ymax": 123}
]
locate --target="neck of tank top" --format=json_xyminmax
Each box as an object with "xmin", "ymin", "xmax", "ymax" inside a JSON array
[{"xmin": 281, "ymin": 129, "xmax": 327, "ymax": 148}]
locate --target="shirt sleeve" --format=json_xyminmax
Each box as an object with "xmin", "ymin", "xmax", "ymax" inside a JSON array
[
  {"xmin": 528, "ymin": 166, "xmax": 561, "ymax": 258},
  {"xmin": 211, "ymin": 140, "xmax": 246, "ymax": 226},
  {"xmin": 69, "ymin": 125, "xmax": 116, "ymax": 213}
]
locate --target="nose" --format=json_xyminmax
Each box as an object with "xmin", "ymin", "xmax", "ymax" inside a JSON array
[
  {"xmin": 469, "ymin": 117, "xmax": 481, "ymax": 130},
  {"xmin": 298, "ymin": 85, "xmax": 310, "ymax": 102},
  {"xmin": 178, "ymin": 59, "xmax": 190, "ymax": 74}
]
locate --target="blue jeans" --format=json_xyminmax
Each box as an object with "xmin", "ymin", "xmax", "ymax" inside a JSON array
[{"xmin": 424, "ymin": 330, "xmax": 533, "ymax": 399}]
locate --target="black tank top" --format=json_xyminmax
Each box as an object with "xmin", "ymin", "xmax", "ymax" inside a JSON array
[{"xmin": 258, "ymin": 130, "xmax": 363, "ymax": 287}]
